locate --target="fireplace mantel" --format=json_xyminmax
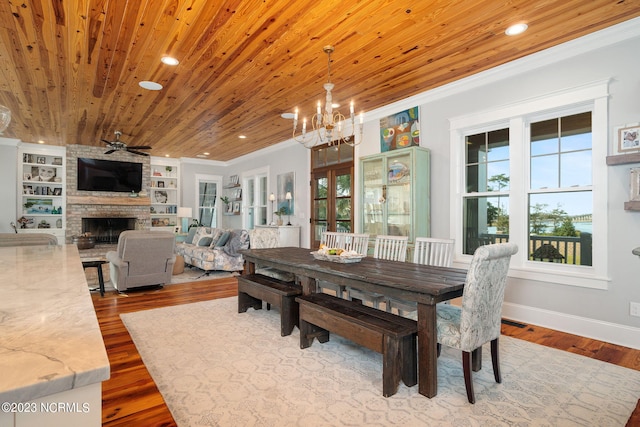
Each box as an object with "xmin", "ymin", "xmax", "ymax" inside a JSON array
[{"xmin": 67, "ymin": 195, "xmax": 151, "ymax": 206}]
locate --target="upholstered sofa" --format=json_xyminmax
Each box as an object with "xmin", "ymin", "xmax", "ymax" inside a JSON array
[{"xmin": 175, "ymin": 227, "xmax": 249, "ymax": 273}]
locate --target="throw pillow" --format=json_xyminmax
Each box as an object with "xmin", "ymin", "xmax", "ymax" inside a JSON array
[
  {"xmin": 193, "ymin": 227, "xmax": 213, "ymax": 246},
  {"xmin": 208, "ymin": 228, "xmax": 224, "ymax": 248},
  {"xmin": 214, "ymin": 230, "xmax": 232, "ymax": 247},
  {"xmin": 197, "ymin": 236, "xmax": 213, "ymax": 246},
  {"xmin": 185, "ymin": 227, "xmax": 198, "ymax": 244}
]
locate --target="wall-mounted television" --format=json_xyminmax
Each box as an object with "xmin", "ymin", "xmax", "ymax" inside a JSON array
[{"xmin": 77, "ymin": 158, "xmax": 143, "ymax": 193}]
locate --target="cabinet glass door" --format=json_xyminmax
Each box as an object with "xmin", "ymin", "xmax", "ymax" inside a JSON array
[
  {"xmin": 386, "ymin": 151, "xmax": 412, "ymax": 236},
  {"xmin": 362, "ymin": 158, "xmax": 384, "ymax": 236}
]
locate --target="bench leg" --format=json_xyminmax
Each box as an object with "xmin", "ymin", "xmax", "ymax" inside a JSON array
[
  {"xmin": 299, "ymin": 319, "xmax": 329, "ymax": 349},
  {"xmin": 401, "ymin": 334, "xmax": 417, "ymax": 387},
  {"xmin": 382, "ymin": 335, "xmax": 401, "ymax": 397},
  {"xmin": 238, "ymin": 291, "xmax": 262, "ymax": 313},
  {"xmin": 280, "ymin": 296, "xmax": 299, "ymax": 337}
]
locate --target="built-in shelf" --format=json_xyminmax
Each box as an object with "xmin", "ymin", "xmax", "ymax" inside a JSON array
[
  {"xmin": 606, "ymin": 152, "xmax": 640, "ymax": 165},
  {"xmin": 624, "ymin": 201, "xmax": 640, "ymax": 211}
]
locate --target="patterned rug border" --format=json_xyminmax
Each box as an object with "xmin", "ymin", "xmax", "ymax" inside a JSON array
[{"xmin": 121, "ymin": 297, "xmax": 640, "ymax": 427}]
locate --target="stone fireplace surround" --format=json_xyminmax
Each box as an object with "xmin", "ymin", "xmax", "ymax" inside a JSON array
[{"xmin": 65, "ymin": 145, "xmax": 151, "ymax": 244}]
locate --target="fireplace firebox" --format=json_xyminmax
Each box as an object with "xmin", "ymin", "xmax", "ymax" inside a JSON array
[{"xmin": 82, "ymin": 217, "xmax": 136, "ymax": 244}]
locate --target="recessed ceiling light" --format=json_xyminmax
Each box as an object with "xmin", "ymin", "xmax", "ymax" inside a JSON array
[
  {"xmin": 37, "ymin": 140, "xmax": 45, "ymax": 144},
  {"xmin": 281, "ymin": 112, "xmax": 295, "ymax": 119},
  {"xmin": 161, "ymin": 56, "xmax": 179, "ymax": 66},
  {"xmin": 505, "ymin": 23, "xmax": 528, "ymax": 36},
  {"xmin": 165, "ymin": 154, "xmax": 170, "ymax": 157},
  {"xmin": 196, "ymin": 154, "xmax": 207, "ymax": 158},
  {"xmin": 238, "ymin": 135, "xmax": 247, "ymax": 139},
  {"xmin": 139, "ymin": 81, "xmax": 163, "ymax": 91},
  {"xmin": 203, "ymin": 152, "xmax": 210, "ymax": 156}
]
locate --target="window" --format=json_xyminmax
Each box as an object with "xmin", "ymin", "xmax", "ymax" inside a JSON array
[
  {"xmin": 195, "ymin": 174, "xmax": 222, "ymax": 228},
  {"xmin": 451, "ymin": 82, "xmax": 609, "ymax": 289},
  {"xmin": 242, "ymin": 168, "xmax": 268, "ymax": 229}
]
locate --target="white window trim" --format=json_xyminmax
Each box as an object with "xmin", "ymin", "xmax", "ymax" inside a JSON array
[
  {"xmin": 241, "ymin": 166, "xmax": 270, "ymax": 230},
  {"xmin": 449, "ymin": 80, "xmax": 610, "ymax": 289},
  {"xmin": 194, "ymin": 173, "xmax": 223, "ymax": 228}
]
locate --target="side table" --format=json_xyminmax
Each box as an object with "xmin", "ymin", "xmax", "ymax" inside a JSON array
[{"xmin": 82, "ymin": 258, "xmax": 108, "ymax": 296}]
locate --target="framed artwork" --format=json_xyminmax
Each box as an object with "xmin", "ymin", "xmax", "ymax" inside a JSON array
[
  {"xmin": 52, "ymin": 157, "xmax": 63, "ymax": 165},
  {"xmin": 36, "ymin": 156, "xmax": 46, "ymax": 164},
  {"xmin": 379, "ymin": 106, "xmax": 420, "ymax": 152},
  {"xmin": 158, "ymin": 180, "xmax": 165, "ymax": 188},
  {"xmin": 53, "ymin": 188, "xmax": 62, "ymax": 196},
  {"xmin": 630, "ymin": 168, "xmax": 640, "ymax": 201},
  {"xmin": 616, "ymin": 123, "xmax": 640, "ymax": 153},
  {"xmin": 277, "ymin": 171, "xmax": 295, "ymax": 215},
  {"xmin": 233, "ymin": 201, "xmax": 241, "ymax": 213}
]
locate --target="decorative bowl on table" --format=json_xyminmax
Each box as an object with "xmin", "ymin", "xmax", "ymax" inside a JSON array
[{"xmin": 311, "ymin": 247, "xmax": 365, "ymax": 263}]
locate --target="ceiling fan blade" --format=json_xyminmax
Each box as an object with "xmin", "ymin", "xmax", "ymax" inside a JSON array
[
  {"xmin": 126, "ymin": 149, "xmax": 149, "ymax": 156},
  {"xmin": 126, "ymin": 145, "xmax": 152, "ymax": 149},
  {"xmin": 104, "ymin": 149, "xmax": 116, "ymax": 154}
]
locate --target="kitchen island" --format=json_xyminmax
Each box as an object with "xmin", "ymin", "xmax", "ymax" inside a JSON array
[{"xmin": 0, "ymin": 244, "xmax": 110, "ymax": 427}]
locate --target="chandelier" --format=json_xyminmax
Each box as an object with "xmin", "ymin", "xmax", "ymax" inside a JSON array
[
  {"xmin": 292, "ymin": 45, "xmax": 363, "ymax": 148},
  {"xmin": 0, "ymin": 104, "xmax": 10, "ymax": 134}
]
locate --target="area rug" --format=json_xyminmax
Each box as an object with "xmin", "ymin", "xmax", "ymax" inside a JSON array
[{"xmin": 121, "ymin": 297, "xmax": 640, "ymax": 427}]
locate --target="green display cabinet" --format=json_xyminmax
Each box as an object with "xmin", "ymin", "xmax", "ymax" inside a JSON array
[{"xmin": 360, "ymin": 146, "xmax": 430, "ymax": 243}]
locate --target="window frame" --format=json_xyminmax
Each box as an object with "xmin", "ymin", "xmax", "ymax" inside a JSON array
[{"xmin": 449, "ymin": 81, "xmax": 609, "ymax": 289}]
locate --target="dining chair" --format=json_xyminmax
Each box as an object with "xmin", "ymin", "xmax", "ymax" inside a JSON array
[
  {"xmin": 348, "ymin": 235, "xmax": 407, "ymax": 308},
  {"xmin": 387, "ymin": 237, "xmax": 455, "ymax": 315},
  {"xmin": 317, "ymin": 232, "xmax": 370, "ymax": 298},
  {"xmin": 435, "ymin": 242, "xmax": 518, "ymax": 403}
]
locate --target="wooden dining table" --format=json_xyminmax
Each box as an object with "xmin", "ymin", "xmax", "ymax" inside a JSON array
[{"xmin": 240, "ymin": 247, "xmax": 468, "ymax": 398}]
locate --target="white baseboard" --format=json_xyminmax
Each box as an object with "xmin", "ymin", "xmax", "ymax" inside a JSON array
[{"xmin": 502, "ymin": 302, "xmax": 640, "ymax": 350}]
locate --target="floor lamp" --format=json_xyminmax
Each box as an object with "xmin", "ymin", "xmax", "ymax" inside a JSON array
[
  {"xmin": 285, "ymin": 192, "xmax": 292, "ymax": 226},
  {"xmin": 177, "ymin": 207, "xmax": 192, "ymax": 234}
]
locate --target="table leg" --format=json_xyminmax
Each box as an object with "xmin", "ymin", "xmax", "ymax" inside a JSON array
[
  {"xmin": 298, "ymin": 275, "xmax": 317, "ymax": 294},
  {"xmin": 96, "ymin": 264, "xmax": 105, "ymax": 297},
  {"xmin": 245, "ymin": 260, "xmax": 255, "ymax": 275},
  {"xmin": 417, "ymin": 302, "xmax": 438, "ymax": 398}
]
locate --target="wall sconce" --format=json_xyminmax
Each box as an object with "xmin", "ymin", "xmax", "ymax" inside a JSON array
[{"xmin": 285, "ymin": 192, "xmax": 292, "ymax": 226}]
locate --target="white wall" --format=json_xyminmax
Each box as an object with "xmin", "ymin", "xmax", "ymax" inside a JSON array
[{"xmin": 0, "ymin": 139, "xmax": 18, "ymax": 233}]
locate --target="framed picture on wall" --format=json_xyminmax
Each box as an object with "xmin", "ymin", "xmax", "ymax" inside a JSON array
[
  {"xmin": 277, "ymin": 171, "xmax": 295, "ymax": 215},
  {"xmin": 616, "ymin": 123, "xmax": 640, "ymax": 153}
]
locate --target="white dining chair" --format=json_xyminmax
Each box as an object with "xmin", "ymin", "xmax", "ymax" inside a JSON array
[
  {"xmin": 348, "ymin": 235, "xmax": 408, "ymax": 309},
  {"xmin": 317, "ymin": 232, "xmax": 370, "ymax": 298},
  {"xmin": 388, "ymin": 237, "xmax": 455, "ymax": 315}
]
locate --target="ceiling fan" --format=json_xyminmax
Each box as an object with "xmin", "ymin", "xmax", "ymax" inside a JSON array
[{"xmin": 102, "ymin": 131, "xmax": 151, "ymax": 156}]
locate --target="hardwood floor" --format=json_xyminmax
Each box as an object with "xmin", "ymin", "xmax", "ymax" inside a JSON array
[{"xmin": 91, "ymin": 278, "xmax": 640, "ymax": 427}]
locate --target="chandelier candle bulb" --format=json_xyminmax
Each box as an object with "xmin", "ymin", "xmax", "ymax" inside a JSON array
[{"xmin": 350, "ymin": 101, "xmax": 354, "ymax": 115}]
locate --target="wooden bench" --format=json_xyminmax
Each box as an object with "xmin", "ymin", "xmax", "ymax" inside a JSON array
[
  {"xmin": 296, "ymin": 293, "xmax": 418, "ymax": 397},
  {"xmin": 238, "ymin": 274, "xmax": 302, "ymax": 336}
]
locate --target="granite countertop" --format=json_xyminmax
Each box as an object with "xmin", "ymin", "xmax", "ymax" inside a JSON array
[{"xmin": 0, "ymin": 244, "xmax": 110, "ymax": 402}]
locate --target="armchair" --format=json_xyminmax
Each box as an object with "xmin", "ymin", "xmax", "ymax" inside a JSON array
[{"xmin": 106, "ymin": 230, "xmax": 176, "ymax": 291}]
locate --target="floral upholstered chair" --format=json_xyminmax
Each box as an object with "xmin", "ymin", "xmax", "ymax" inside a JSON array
[{"xmin": 436, "ymin": 242, "xmax": 518, "ymax": 403}]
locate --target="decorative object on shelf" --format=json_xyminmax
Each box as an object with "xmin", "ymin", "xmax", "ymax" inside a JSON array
[
  {"xmin": 178, "ymin": 207, "xmax": 193, "ymax": 233},
  {"xmin": 274, "ymin": 207, "xmax": 286, "ymax": 226},
  {"xmin": 233, "ymin": 201, "xmax": 241, "ymax": 213},
  {"xmin": 285, "ymin": 191, "xmax": 292, "ymax": 226},
  {"xmin": 269, "ymin": 193, "xmax": 276, "ymax": 225},
  {"xmin": 615, "ymin": 123, "xmax": 640, "ymax": 154},
  {"xmin": 379, "ymin": 106, "xmax": 420, "ymax": 152},
  {"xmin": 220, "ymin": 195, "xmax": 230, "ymax": 212},
  {"xmin": 0, "ymin": 104, "xmax": 11, "ymax": 134},
  {"xmin": 290, "ymin": 45, "xmax": 363, "ymax": 148},
  {"xmin": 630, "ymin": 168, "xmax": 640, "ymax": 201},
  {"xmin": 72, "ymin": 233, "xmax": 96, "ymax": 249}
]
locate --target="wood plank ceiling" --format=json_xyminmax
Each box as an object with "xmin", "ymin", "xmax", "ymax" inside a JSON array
[{"xmin": 0, "ymin": 0, "xmax": 638, "ymax": 161}]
